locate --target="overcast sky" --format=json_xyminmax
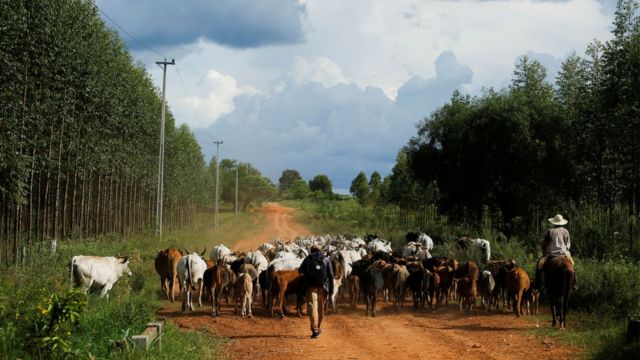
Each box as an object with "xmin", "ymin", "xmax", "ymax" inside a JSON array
[{"xmin": 97, "ymin": 0, "xmax": 616, "ymax": 193}]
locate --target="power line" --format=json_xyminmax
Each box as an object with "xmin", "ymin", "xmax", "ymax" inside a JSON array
[
  {"xmin": 97, "ymin": 7, "xmax": 166, "ymax": 58},
  {"xmin": 98, "ymin": 5, "xmax": 217, "ymax": 158}
]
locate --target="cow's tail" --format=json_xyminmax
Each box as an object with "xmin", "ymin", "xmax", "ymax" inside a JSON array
[
  {"xmin": 70, "ymin": 256, "xmax": 77, "ymax": 286},
  {"xmin": 337, "ymin": 251, "xmax": 346, "ymax": 280},
  {"xmin": 187, "ymin": 256, "xmax": 193, "ymax": 290}
]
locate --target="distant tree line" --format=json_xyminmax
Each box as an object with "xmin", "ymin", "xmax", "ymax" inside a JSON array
[
  {"xmin": 0, "ymin": 0, "xmax": 275, "ymax": 265},
  {"xmin": 278, "ymin": 169, "xmax": 337, "ymax": 200}
]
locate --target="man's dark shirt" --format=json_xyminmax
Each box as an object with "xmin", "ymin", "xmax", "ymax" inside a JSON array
[{"xmin": 299, "ymin": 251, "xmax": 334, "ymax": 294}]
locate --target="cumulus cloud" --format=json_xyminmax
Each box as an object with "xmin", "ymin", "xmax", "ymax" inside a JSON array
[
  {"xmin": 290, "ymin": 56, "xmax": 347, "ymax": 87},
  {"xmin": 96, "ymin": 0, "xmax": 307, "ymax": 48},
  {"xmin": 174, "ymin": 69, "xmax": 259, "ymax": 129},
  {"xmin": 193, "ymin": 51, "xmax": 473, "ymax": 190}
]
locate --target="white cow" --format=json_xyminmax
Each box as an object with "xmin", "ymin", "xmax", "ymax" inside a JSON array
[
  {"xmin": 245, "ymin": 250, "xmax": 268, "ymax": 273},
  {"xmin": 459, "ymin": 237, "xmax": 491, "ymax": 262},
  {"xmin": 416, "ymin": 233, "xmax": 434, "ymax": 251},
  {"xmin": 267, "ymin": 257, "xmax": 303, "ymax": 272},
  {"xmin": 402, "ymin": 242, "xmax": 432, "ymax": 259},
  {"xmin": 210, "ymin": 244, "xmax": 231, "ymax": 266},
  {"xmin": 273, "ymin": 251, "xmax": 296, "ymax": 260},
  {"xmin": 257, "ymin": 242, "xmax": 274, "ymax": 254},
  {"xmin": 367, "ymin": 239, "xmax": 392, "ymax": 254},
  {"xmin": 177, "ymin": 253, "xmax": 208, "ymax": 312},
  {"xmin": 70, "ymin": 255, "xmax": 132, "ymax": 298}
]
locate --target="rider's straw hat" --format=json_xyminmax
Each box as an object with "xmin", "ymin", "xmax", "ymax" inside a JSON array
[{"xmin": 548, "ymin": 214, "xmax": 568, "ymax": 226}]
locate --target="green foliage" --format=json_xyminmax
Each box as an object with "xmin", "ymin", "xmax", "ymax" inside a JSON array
[
  {"xmin": 572, "ymin": 258, "xmax": 640, "ymax": 315},
  {"xmin": 278, "ymin": 169, "xmax": 303, "ymax": 193},
  {"xmin": 308, "ymin": 174, "xmax": 333, "ymax": 194},
  {"xmin": 214, "ymin": 159, "xmax": 276, "ymax": 209},
  {"xmin": 0, "ymin": 288, "xmax": 88, "ymax": 359},
  {"xmin": 350, "ymin": 172, "xmax": 369, "ymax": 206},
  {"xmin": 281, "ymin": 178, "xmax": 310, "ymax": 200}
]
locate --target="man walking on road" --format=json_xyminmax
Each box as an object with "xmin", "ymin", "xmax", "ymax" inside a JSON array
[{"xmin": 299, "ymin": 245, "xmax": 334, "ymax": 338}]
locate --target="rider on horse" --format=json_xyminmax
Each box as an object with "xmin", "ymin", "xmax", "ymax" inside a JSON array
[{"xmin": 534, "ymin": 214, "xmax": 577, "ymax": 290}]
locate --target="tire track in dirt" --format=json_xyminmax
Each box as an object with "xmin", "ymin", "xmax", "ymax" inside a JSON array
[
  {"xmin": 161, "ymin": 202, "xmax": 579, "ymax": 359},
  {"xmin": 231, "ymin": 202, "xmax": 311, "ymax": 253}
]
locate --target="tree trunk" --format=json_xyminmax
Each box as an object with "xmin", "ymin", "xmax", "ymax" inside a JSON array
[
  {"xmin": 71, "ymin": 169, "xmax": 78, "ymax": 235},
  {"xmin": 61, "ymin": 161, "xmax": 70, "ymax": 239},
  {"xmin": 52, "ymin": 114, "xmax": 65, "ymax": 241},
  {"xmin": 95, "ymin": 174, "xmax": 101, "ymax": 235},
  {"xmin": 41, "ymin": 122, "xmax": 55, "ymax": 241},
  {"xmin": 27, "ymin": 144, "xmax": 37, "ymax": 247}
]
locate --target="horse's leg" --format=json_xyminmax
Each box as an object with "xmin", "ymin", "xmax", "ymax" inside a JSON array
[{"xmin": 549, "ymin": 295, "xmax": 557, "ymax": 327}]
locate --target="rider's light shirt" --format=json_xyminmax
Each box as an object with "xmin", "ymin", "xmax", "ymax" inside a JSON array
[{"xmin": 541, "ymin": 227, "xmax": 571, "ymax": 257}]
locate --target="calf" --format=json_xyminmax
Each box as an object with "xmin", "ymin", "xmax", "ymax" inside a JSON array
[
  {"xmin": 270, "ymin": 270, "xmax": 304, "ymax": 318},
  {"xmin": 154, "ymin": 248, "xmax": 183, "ymax": 302},
  {"xmin": 234, "ymin": 271, "xmax": 253, "ymax": 318},
  {"xmin": 506, "ymin": 267, "xmax": 530, "ymax": 317},
  {"xmin": 70, "ymin": 255, "xmax": 132, "ymax": 298},
  {"xmin": 524, "ymin": 280, "xmax": 540, "ymax": 315},
  {"xmin": 478, "ymin": 270, "xmax": 495, "ymax": 311}
]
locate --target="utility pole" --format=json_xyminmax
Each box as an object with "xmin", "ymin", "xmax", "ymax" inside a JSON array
[
  {"xmin": 214, "ymin": 140, "xmax": 223, "ymax": 230},
  {"xmin": 155, "ymin": 58, "xmax": 175, "ymax": 238},
  {"xmin": 235, "ymin": 165, "xmax": 239, "ymax": 214}
]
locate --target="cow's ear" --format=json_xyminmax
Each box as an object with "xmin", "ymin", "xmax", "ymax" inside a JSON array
[{"xmin": 121, "ymin": 256, "xmax": 129, "ymax": 264}]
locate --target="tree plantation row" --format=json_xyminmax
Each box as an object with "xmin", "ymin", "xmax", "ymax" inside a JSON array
[{"xmin": 0, "ymin": 0, "xmax": 276, "ymax": 266}]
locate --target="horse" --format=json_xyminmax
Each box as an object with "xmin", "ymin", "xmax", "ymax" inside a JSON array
[{"xmin": 543, "ymin": 256, "xmax": 574, "ymax": 329}]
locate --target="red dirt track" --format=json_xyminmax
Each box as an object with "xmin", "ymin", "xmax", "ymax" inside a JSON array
[{"xmin": 160, "ymin": 203, "xmax": 578, "ymax": 360}]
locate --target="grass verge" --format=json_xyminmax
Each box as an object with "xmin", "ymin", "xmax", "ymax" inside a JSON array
[{"xmin": 0, "ymin": 208, "xmax": 264, "ymax": 359}]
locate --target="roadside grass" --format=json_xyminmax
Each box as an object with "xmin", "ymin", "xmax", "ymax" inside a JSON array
[
  {"xmin": 283, "ymin": 199, "xmax": 640, "ymax": 359},
  {"xmin": 0, "ymin": 207, "xmax": 264, "ymax": 359},
  {"xmin": 528, "ymin": 312, "xmax": 639, "ymax": 360}
]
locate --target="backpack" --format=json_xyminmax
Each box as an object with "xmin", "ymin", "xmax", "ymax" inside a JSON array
[{"xmin": 305, "ymin": 255, "xmax": 328, "ymax": 287}]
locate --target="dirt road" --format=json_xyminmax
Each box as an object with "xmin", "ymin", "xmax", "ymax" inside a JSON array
[{"xmin": 161, "ymin": 203, "xmax": 578, "ymax": 360}]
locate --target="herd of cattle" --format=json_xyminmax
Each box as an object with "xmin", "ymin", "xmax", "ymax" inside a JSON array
[
  {"xmin": 149, "ymin": 233, "xmax": 539, "ymax": 319},
  {"xmin": 69, "ymin": 232, "xmax": 540, "ymax": 321}
]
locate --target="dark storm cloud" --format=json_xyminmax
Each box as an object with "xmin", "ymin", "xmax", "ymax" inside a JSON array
[{"xmin": 97, "ymin": 0, "xmax": 307, "ymax": 49}]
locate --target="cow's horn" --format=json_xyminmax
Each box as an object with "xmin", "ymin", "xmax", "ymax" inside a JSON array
[
  {"xmin": 200, "ymin": 247, "xmax": 206, "ymax": 257},
  {"xmin": 184, "ymin": 248, "xmax": 191, "ymax": 255}
]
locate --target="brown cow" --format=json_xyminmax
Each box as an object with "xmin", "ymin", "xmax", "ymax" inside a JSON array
[
  {"xmin": 436, "ymin": 265, "xmax": 456, "ymax": 305},
  {"xmin": 204, "ymin": 265, "xmax": 235, "ymax": 317},
  {"xmin": 426, "ymin": 270, "xmax": 440, "ymax": 309},
  {"xmin": 455, "ymin": 261, "xmax": 479, "ymax": 308},
  {"xmin": 154, "ymin": 248, "xmax": 183, "ymax": 302},
  {"xmin": 506, "ymin": 267, "xmax": 530, "ymax": 317},
  {"xmin": 456, "ymin": 277, "xmax": 477, "ymax": 311},
  {"xmin": 270, "ymin": 270, "xmax": 304, "ymax": 318}
]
